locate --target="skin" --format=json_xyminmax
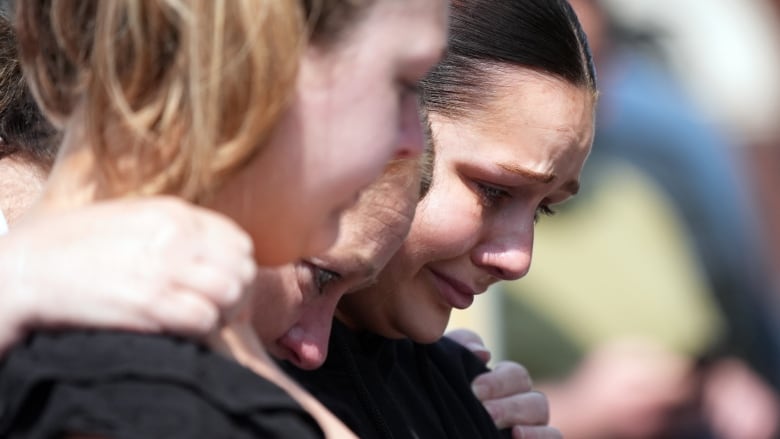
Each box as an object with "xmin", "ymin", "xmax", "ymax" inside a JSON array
[
  {"xmin": 0, "ymin": 2, "xmax": 560, "ymax": 436},
  {"xmin": 0, "ymin": 197, "xmax": 256, "ymax": 354},
  {"xmin": 0, "ymin": 0, "xmax": 445, "ymax": 356},
  {"xmin": 252, "ymin": 158, "xmax": 420, "ymax": 370},
  {"xmin": 338, "ymin": 68, "xmax": 595, "ymax": 343},
  {"xmin": 0, "ymin": 0, "xmax": 449, "ymax": 346},
  {"xmin": 0, "ymin": 155, "xmax": 46, "ymax": 226},
  {"xmin": 247, "ymin": 157, "xmax": 557, "ymax": 435},
  {"xmin": 210, "ymin": 0, "xmax": 449, "ymax": 265},
  {"xmin": 21, "ymin": 2, "xmax": 449, "ymax": 438},
  {"xmin": 448, "ymin": 328, "xmax": 563, "ymax": 439}
]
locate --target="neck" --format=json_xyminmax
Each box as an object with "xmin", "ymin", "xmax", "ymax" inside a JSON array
[
  {"xmin": 31, "ymin": 117, "xmax": 103, "ymax": 216},
  {"xmin": 216, "ymin": 318, "xmax": 357, "ymax": 439},
  {"xmin": 0, "ymin": 155, "xmax": 47, "ymax": 226}
]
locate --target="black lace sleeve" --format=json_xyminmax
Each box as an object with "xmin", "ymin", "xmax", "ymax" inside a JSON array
[{"xmin": 0, "ymin": 331, "xmax": 324, "ymax": 439}]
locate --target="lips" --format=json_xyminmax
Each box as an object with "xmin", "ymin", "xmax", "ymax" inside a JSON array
[
  {"xmin": 429, "ymin": 269, "xmax": 476, "ymax": 310},
  {"xmin": 273, "ymin": 335, "xmax": 302, "ymax": 366}
]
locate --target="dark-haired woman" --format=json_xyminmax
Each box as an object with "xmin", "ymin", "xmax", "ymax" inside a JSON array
[{"xmin": 283, "ymin": 0, "xmax": 596, "ymax": 437}]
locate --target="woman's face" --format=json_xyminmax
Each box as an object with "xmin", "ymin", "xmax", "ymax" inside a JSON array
[
  {"xmin": 251, "ymin": 158, "xmax": 420, "ymax": 369},
  {"xmin": 213, "ymin": 0, "xmax": 448, "ymax": 266},
  {"xmin": 338, "ymin": 69, "xmax": 596, "ymax": 342}
]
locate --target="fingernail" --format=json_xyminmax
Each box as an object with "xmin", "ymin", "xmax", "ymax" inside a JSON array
[
  {"xmin": 472, "ymin": 382, "xmax": 489, "ymax": 400},
  {"xmin": 467, "ymin": 342, "xmax": 491, "ymax": 362},
  {"xmin": 467, "ymin": 342, "xmax": 486, "ymax": 352}
]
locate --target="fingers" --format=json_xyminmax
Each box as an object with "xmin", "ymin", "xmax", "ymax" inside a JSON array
[
  {"xmin": 172, "ymin": 254, "xmax": 256, "ymax": 311},
  {"xmin": 190, "ymin": 205, "xmax": 254, "ymax": 262},
  {"xmin": 472, "ymin": 361, "xmax": 547, "ymax": 431},
  {"xmin": 472, "ymin": 361, "xmax": 533, "ymax": 401},
  {"xmin": 512, "ymin": 425, "xmax": 563, "ymax": 439},
  {"xmin": 483, "ymin": 391, "xmax": 550, "ymax": 429},
  {"xmin": 145, "ymin": 290, "xmax": 220, "ymax": 336},
  {"xmin": 140, "ymin": 197, "xmax": 253, "ymax": 266},
  {"xmin": 139, "ymin": 198, "xmax": 258, "ymax": 323},
  {"xmin": 446, "ymin": 328, "xmax": 486, "ymax": 346},
  {"xmin": 446, "ymin": 328, "xmax": 492, "ymax": 364},
  {"xmin": 3, "ymin": 196, "xmax": 258, "ymax": 347}
]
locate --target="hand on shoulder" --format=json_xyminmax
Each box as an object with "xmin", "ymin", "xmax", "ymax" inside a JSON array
[
  {"xmin": 446, "ymin": 328, "xmax": 561, "ymax": 439},
  {"xmin": 0, "ymin": 196, "xmax": 257, "ymax": 354}
]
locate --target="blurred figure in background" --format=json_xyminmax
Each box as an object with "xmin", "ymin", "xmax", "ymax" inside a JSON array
[
  {"xmin": 599, "ymin": 0, "xmax": 780, "ymax": 289},
  {"xmin": 497, "ymin": 0, "xmax": 780, "ymax": 438}
]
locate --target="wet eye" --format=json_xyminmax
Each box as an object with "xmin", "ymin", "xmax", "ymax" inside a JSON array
[
  {"xmin": 533, "ymin": 205, "xmax": 556, "ymax": 224},
  {"xmin": 476, "ymin": 181, "xmax": 511, "ymax": 208},
  {"xmin": 313, "ymin": 266, "xmax": 341, "ymax": 295}
]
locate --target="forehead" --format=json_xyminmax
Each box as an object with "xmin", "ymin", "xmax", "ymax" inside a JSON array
[
  {"xmin": 467, "ymin": 69, "xmax": 595, "ymax": 164},
  {"xmin": 489, "ymin": 69, "xmax": 594, "ymax": 140},
  {"xmin": 337, "ymin": 0, "xmax": 449, "ymax": 62},
  {"xmin": 426, "ymin": 69, "xmax": 594, "ymax": 191},
  {"xmin": 319, "ymin": 158, "xmax": 421, "ymax": 281}
]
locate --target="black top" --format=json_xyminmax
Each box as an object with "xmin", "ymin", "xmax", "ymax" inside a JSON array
[
  {"xmin": 283, "ymin": 319, "xmax": 511, "ymax": 439},
  {"xmin": 0, "ymin": 330, "xmax": 324, "ymax": 439}
]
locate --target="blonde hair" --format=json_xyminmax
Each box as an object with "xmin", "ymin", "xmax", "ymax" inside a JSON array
[{"xmin": 16, "ymin": 0, "xmax": 303, "ymax": 201}]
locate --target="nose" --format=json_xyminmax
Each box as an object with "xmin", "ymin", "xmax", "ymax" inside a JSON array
[
  {"xmin": 278, "ymin": 295, "xmax": 340, "ymax": 370},
  {"xmin": 471, "ymin": 216, "xmax": 534, "ymax": 281},
  {"xmin": 394, "ymin": 95, "xmax": 425, "ymax": 159}
]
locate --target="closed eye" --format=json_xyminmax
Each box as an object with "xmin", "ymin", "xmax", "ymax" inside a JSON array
[
  {"xmin": 534, "ymin": 205, "xmax": 556, "ymax": 223},
  {"xmin": 475, "ymin": 181, "xmax": 512, "ymax": 208},
  {"xmin": 313, "ymin": 265, "xmax": 341, "ymax": 295}
]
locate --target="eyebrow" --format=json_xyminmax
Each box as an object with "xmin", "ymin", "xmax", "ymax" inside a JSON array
[
  {"xmin": 498, "ymin": 163, "xmax": 556, "ymax": 184},
  {"xmin": 498, "ymin": 162, "xmax": 581, "ymax": 196},
  {"xmin": 343, "ymin": 253, "xmax": 381, "ymax": 291}
]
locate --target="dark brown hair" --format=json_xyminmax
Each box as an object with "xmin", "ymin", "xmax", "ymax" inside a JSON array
[
  {"xmin": 0, "ymin": 13, "xmax": 57, "ymax": 169},
  {"xmin": 420, "ymin": 0, "xmax": 597, "ymax": 119}
]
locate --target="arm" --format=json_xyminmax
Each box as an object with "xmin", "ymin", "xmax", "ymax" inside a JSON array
[
  {"xmin": 0, "ymin": 196, "xmax": 257, "ymax": 354},
  {"xmin": 446, "ymin": 329, "xmax": 562, "ymax": 439}
]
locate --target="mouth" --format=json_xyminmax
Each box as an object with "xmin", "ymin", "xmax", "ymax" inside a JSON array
[{"xmin": 428, "ymin": 268, "xmax": 476, "ymax": 310}]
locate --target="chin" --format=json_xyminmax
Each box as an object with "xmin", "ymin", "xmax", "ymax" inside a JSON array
[{"xmin": 405, "ymin": 321, "xmax": 448, "ymax": 345}]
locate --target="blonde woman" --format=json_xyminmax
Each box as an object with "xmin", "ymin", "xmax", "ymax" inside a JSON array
[{"xmin": 0, "ymin": 0, "xmax": 447, "ymax": 438}]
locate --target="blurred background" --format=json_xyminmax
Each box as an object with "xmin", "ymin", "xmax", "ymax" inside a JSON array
[{"xmin": 450, "ymin": 0, "xmax": 780, "ymax": 437}]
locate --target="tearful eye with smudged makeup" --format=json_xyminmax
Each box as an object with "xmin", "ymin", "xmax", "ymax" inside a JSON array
[
  {"xmin": 298, "ymin": 261, "xmax": 342, "ymax": 297},
  {"xmin": 472, "ymin": 180, "xmax": 556, "ymax": 223}
]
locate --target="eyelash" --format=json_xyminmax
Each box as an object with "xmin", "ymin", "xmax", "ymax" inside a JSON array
[
  {"xmin": 476, "ymin": 182, "xmax": 511, "ymax": 208},
  {"xmin": 476, "ymin": 181, "xmax": 557, "ymax": 222},
  {"xmin": 534, "ymin": 205, "xmax": 556, "ymax": 223},
  {"xmin": 313, "ymin": 265, "xmax": 341, "ymax": 295}
]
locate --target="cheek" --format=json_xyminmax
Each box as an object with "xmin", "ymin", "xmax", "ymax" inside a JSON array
[
  {"xmin": 333, "ymin": 67, "xmax": 405, "ymax": 165},
  {"xmin": 409, "ymin": 192, "xmax": 482, "ymax": 259},
  {"xmin": 252, "ymin": 285, "xmax": 306, "ymax": 343},
  {"xmin": 307, "ymin": 86, "xmax": 401, "ymax": 203}
]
